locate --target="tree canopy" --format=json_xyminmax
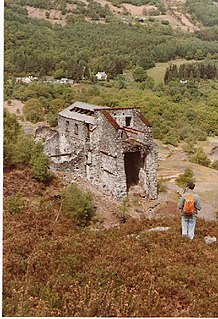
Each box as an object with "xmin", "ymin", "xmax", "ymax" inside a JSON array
[{"xmin": 4, "ymin": 2, "xmax": 218, "ymax": 79}]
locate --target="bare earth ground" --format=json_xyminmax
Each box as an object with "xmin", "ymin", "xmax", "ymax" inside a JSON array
[
  {"xmin": 26, "ymin": 5, "xmax": 68, "ymax": 26},
  {"xmin": 156, "ymin": 140, "xmax": 218, "ymax": 221},
  {"xmin": 25, "ymin": 0, "xmax": 199, "ymax": 32},
  {"xmin": 5, "ymin": 100, "xmax": 218, "ymax": 226}
]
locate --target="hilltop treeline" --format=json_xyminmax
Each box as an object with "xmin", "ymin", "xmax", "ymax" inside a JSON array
[
  {"xmin": 4, "ymin": 2, "xmax": 218, "ymax": 79},
  {"xmin": 8, "ymin": 0, "xmax": 165, "ymax": 12},
  {"xmin": 164, "ymin": 62, "xmax": 218, "ymax": 84}
]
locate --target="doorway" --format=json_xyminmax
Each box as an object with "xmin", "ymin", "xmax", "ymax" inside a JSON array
[{"xmin": 124, "ymin": 151, "xmax": 141, "ymax": 191}]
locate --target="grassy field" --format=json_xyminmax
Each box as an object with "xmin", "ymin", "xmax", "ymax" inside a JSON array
[{"xmin": 147, "ymin": 59, "xmax": 197, "ymax": 85}]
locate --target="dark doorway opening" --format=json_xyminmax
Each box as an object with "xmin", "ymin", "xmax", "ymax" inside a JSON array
[
  {"xmin": 124, "ymin": 151, "xmax": 141, "ymax": 191},
  {"xmin": 125, "ymin": 116, "xmax": 131, "ymax": 127}
]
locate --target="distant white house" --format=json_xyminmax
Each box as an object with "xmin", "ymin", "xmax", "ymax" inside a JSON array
[
  {"xmin": 95, "ymin": 71, "xmax": 108, "ymax": 80},
  {"xmin": 15, "ymin": 76, "xmax": 73, "ymax": 85},
  {"xmin": 15, "ymin": 76, "xmax": 38, "ymax": 84},
  {"xmin": 59, "ymin": 78, "xmax": 74, "ymax": 85},
  {"xmin": 180, "ymin": 79, "xmax": 188, "ymax": 84}
]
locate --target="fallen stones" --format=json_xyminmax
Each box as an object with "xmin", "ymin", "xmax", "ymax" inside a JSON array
[
  {"xmin": 204, "ymin": 236, "xmax": 217, "ymax": 245},
  {"xmin": 148, "ymin": 226, "xmax": 171, "ymax": 232}
]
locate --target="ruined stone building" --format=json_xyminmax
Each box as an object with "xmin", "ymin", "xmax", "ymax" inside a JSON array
[{"xmin": 35, "ymin": 101, "xmax": 157, "ymax": 199}]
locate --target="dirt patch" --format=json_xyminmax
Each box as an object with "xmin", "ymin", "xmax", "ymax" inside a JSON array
[
  {"xmin": 90, "ymin": 0, "xmax": 121, "ymax": 13},
  {"xmin": 4, "ymin": 99, "xmax": 41, "ymax": 135},
  {"xmin": 4, "ymin": 99, "xmax": 23, "ymax": 120},
  {"xmin": 26, "ymin": 5, "xmax": 68, "ymax": 26},
  {"xmin": 161, "ymin": 0, "xmax": 199, "ymax": 32},
  {"xmin": 122, "ymin": 4, "xmax": 155, "ymax": 15},
  {"xmin": 4, "ymin": 99, "xmax": 25, "ymax": 117},
  {"xmin": 156, "ymin": 140, "xmax": 218, "ymax": 221}
]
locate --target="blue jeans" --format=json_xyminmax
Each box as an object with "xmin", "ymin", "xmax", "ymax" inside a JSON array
[{"xmin": 181, "ymin": 215, "xmax": 197, "ymax": 240}]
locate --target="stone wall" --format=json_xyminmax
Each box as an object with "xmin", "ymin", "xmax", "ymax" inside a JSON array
[
  {"xmin": 107, "ymin": 109, "xmax": 135, "ymax": 128},
  {"xmin": 145, "ymin": 147, "xmax": 158, "ymax": 199},
  {"xmin": 89, "ymin": 111, "xmax": 127, "ymax": 198},
  {"xmin": 38, "ymin": 105, "xmax": 157, "ymax": 200}
]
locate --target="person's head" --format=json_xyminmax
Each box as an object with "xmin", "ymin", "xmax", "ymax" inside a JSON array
[{"xmin": 187, "ymin": 182, "xmax": 195, "ymax": 190}]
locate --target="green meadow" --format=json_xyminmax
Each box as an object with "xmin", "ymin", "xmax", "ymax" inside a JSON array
[{"xmin": 147, "ymin": 59, "xmax": 196, "ymax": 84}]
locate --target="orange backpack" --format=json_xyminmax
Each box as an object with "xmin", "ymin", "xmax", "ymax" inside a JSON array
[{"xmin": 183, "ymin": 194, "xmax": 196, "ymax": 215}]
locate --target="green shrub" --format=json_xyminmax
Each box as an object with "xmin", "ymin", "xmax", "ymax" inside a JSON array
[
  {"xmin": 12, "ymin": 135, "xmax": 36, "ymax": 165},
  {"xmin": 30, "ymin": 152, "xmax": 51, "ymax": 182},
  {"xmin": 61, "ymin": 184, "xmax": 96, "ymax": 226},
  {"xmin": 117, "ymin": 197, "xmax": 130, "ymax": 223},
  {"xmin": 7, "ymin": 194, "xmax": 24, "ymax": 214},
  {"xmin": 4, "ymin": 109, "xmax": 51, "ymax": 179},
  {"xmin": 3, "ymin": 109, "xmax": 21, "ymax": 167},
  {"xmin": 47, "ymin": 112, "xmax": 58, "ymax": 127},
  {"xmin": 193, "ymin": 128, "xmax": 207, "ymax": 141},
  {"xmin": 23, "ymin": 98, "xmax": 44, "ymax": 123},
  {"xmin": 132, "ymin": 66, "xmax": 148, "ymax": 82},
  {"xmin": 212, "ymin": 160, "xmax": 218, "ymax": 170},
  {"xmin": 176, "ymin": 168, "xmax": 195, "ymax": 189},
  {"xmin": 182, "ymin": 139, "xmax": 197, "ymax": 154},
  {"xmin": 164, "ymin": 131, "xmax": 178, "ymax": 147},
  {"xmin": 190, "ymin": 147, "xmax": 211, "ymax": 167}
]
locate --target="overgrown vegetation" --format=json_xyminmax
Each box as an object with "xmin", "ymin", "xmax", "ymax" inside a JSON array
[
  {"xmin": 4, "ymin": 109, "xmax": 51, "ymax": 182},
  {"xmin": 4, "ymin": 77, "xmax": 218, "ymax": 145},
  {"xmin": 3, "ymin": 168, "xmax": 218, "ymax": 317},
  {"xmin": 61, "ymin": 184, "xmax": 96, "ymax": 226}
]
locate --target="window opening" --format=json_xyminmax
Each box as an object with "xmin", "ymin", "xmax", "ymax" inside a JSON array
[
  {"xmin": 85, "ymin": 123, "xmax": 90, "ymax": 139},
  {"xmin": 70, "ymin": 107, "xmax": 94, "ymax": 116},
  {"xmin": 125, "ymin": 116, "xmax": 131, "ymax": 127},
  {"xmin": 75, "ymin": 123, "xmax": 78, "ymax": 135},
  {"xmin": 66, "ymin": 120, "xmax": 70, "ymax": 132}
]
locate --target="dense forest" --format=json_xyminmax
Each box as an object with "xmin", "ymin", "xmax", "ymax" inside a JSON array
[
  {"xmin": 164, "ymin": 62, "xmax": 218, "ymax": 84},
  {"xmin": 4, "ymin": 1, "xmax": 218, "ymax": 79},
  {"xmin": 186, "ymin": 0, "xmax": 218, "ymax": 27}
]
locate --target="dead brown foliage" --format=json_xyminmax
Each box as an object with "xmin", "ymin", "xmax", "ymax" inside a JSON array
[{"xmin": 3, "ymin": 168, "xmax": 218, "ymax": 317}]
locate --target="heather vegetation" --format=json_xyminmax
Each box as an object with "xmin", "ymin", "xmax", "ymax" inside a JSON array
[
  {"xmin": 3, "ymin": 168, "xmax": 218, "ymax": 317},
  {"xmin": 3, "ymin": 0, "xmax": 218, "ymax": 316}
]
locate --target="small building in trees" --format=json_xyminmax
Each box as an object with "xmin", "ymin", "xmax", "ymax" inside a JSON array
[
  {"xmin": 95, "ymin": 71, "xmax": 108, "ymax": 80},
  {"xmin": 35, "ymin": 101, "xmax": 157, "ymax": 199}
]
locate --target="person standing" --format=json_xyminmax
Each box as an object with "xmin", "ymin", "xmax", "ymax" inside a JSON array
[{"xmin": 178, "ymin": 182, "xmax": 202, "ymax": 240}]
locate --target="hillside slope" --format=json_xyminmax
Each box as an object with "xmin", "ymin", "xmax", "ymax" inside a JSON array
[
  {"xmin": 24, "ymin": 0, "xmax": 199, "ymax": 32},
  {"xmin": 3, "ymin": 167, "xmax": 218, "ymax": 317}
]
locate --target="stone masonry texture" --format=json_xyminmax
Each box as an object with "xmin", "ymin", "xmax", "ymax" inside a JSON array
[{"xmin": 35, "ymin": 102, "xmax": 158, "ymax": 200}]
